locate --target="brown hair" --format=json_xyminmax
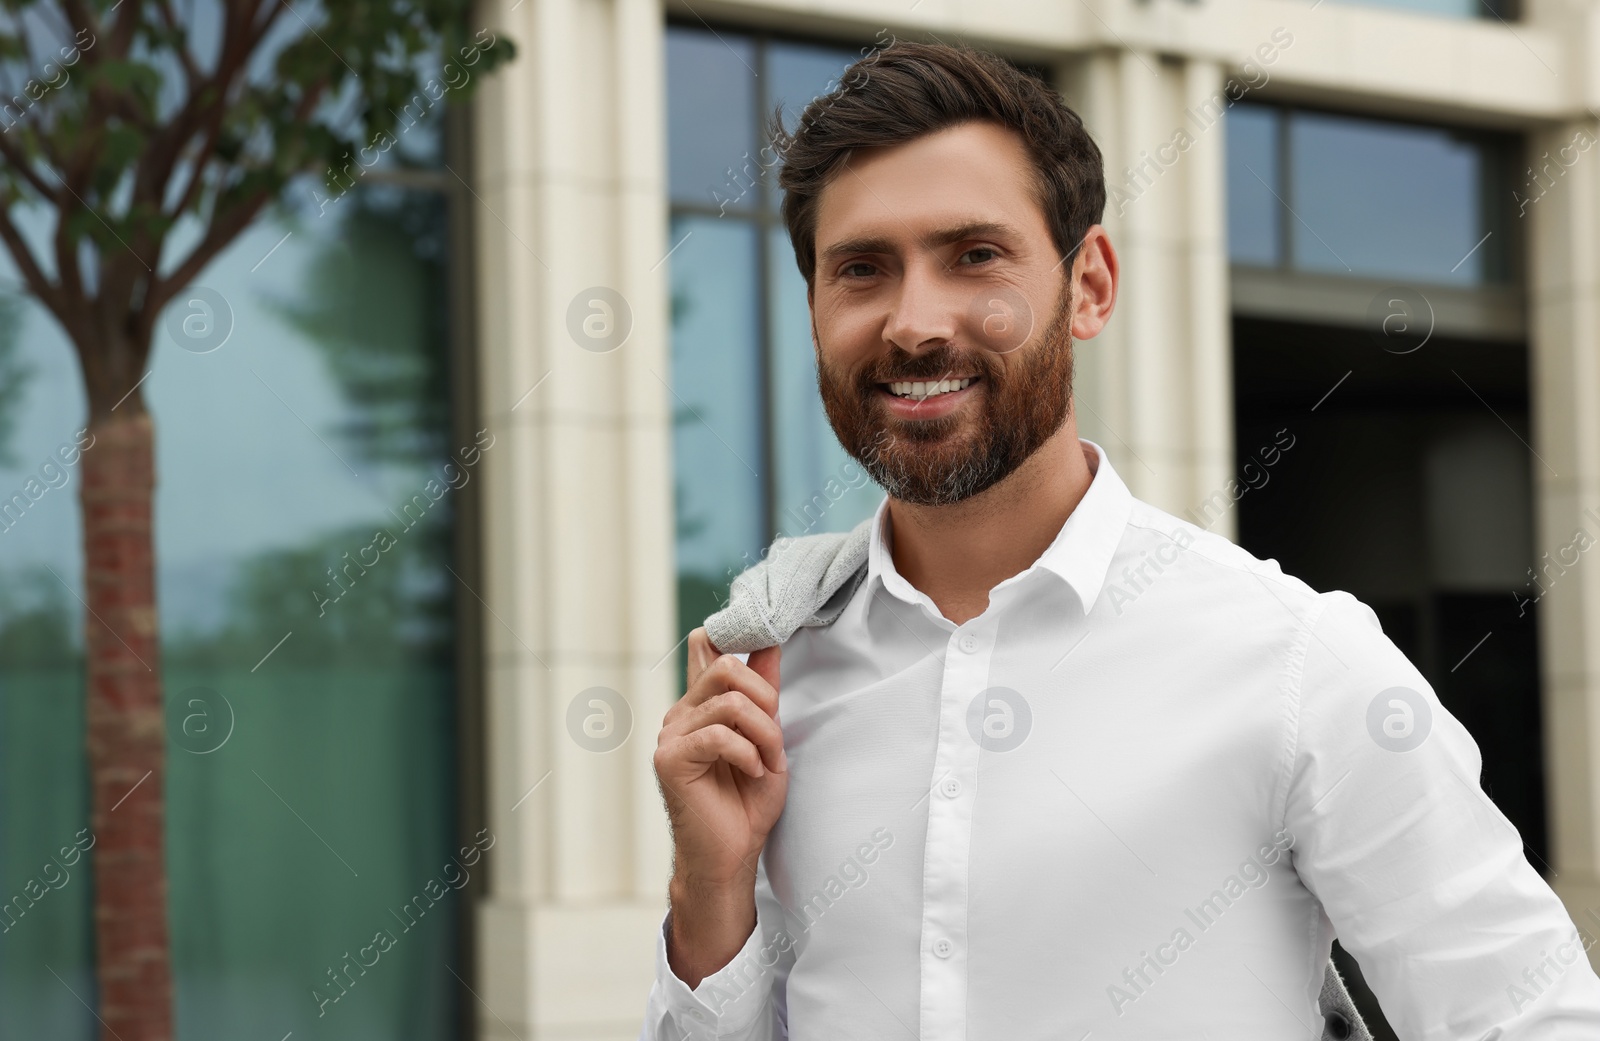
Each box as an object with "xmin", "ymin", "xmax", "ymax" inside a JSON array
[{"xmin": 770, "ymin": 38, "xmax": 1106, "ymax": 289}]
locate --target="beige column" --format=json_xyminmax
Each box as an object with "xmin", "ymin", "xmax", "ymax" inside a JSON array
[
  {"xmin": 1058, "ymin": 51, "xmax": 1235, "ymax": 537},
  {"xmin": 471, "ymin": 0, "xmax": 676, "ymax": 1037},
  {"xmin": 1528, "ymin": 117, "xmax": 1600, "ymax": 962}
]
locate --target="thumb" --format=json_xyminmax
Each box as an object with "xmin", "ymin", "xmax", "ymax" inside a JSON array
[
  {"xmin": 686, "ymin": 627, "xmax": 719, "ymax": 688},
  {"xmin": 747, "ymin": 644, "xmax": 782, "ymax": 699}
]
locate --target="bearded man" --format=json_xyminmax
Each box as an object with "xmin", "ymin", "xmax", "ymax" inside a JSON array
[{"xmin": 642, "ymin": 39, "xmax": 1600, "ymax": 1040}]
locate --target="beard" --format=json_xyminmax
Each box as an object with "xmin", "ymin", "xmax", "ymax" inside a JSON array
[{"xmin": 816, "ymin": 282, "xmax": 1075, "ymax": 507}]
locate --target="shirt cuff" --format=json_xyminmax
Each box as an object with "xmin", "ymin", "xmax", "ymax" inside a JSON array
[{"xmin": 648, "ymin": 906, "xmax": 778, "ymax": 1039}]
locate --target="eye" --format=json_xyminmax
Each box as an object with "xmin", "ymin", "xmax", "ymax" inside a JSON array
[
  {"xmin": 841, "ymin": 261, "xmax": 877, "ymax": 279},
  {"xmin": 959, "ymin": 247, "xmax": 999, "ymax": 265}
]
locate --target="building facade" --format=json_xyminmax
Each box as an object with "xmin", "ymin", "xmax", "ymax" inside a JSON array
[
  {"xmin": 2, "ymin": 0, "xmax": 1598, "ymax": 1038},
  {"xmin": 467, "ymin": 0, "xmax": 1600, "ymax": 1037}
]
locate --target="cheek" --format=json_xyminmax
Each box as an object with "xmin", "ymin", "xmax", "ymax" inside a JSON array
[{"xmin": 814, "ymin": 308, "xmax": 881, "ymax": 372}]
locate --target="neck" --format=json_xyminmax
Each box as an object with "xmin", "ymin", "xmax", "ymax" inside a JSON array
[{"xmin": 886, "ymin": 422, "xmax": 1094, "ymax": 626}]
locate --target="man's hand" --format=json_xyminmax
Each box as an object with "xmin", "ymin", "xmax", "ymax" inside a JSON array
[{"xmin": 654, "ymin": 627, "xmax": 787, "ymax": 988}]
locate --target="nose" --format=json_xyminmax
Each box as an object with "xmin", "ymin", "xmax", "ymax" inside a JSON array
[{"xmin": 882, "ymin": 259, "xmax": 960, "ymax": 356}]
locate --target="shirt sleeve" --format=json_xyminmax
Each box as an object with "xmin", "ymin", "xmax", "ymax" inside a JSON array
[
  {"xmin": 1284, "ymin": 590, "xmax": 1600, "ymax": 1040},
  {"xmin": 640, "ymin": 858, "xmax": 792, "ymax": 1041}
]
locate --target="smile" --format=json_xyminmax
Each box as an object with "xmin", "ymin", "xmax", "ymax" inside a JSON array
[{"xmin": 882, "ymin": 376, "xmax": 977, "ymax": 402}]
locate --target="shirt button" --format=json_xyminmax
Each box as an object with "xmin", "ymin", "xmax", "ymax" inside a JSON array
[
  {"xmin": 688, "ymin": 1009, "xmax": 707, "ymax": 1022},
  {"xmin": 958, "ymin": 633, "xmax": 978, "ymax": 653},
  {"xmin": 941, "ymin": 777, "xmax": 962, "ymax": 798},
  {"xmin": 933, "ymin": 937, "xmax": 954, "ymax": 958}
]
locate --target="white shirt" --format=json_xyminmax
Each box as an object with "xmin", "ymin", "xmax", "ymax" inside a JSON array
[{"xmin": 642, "ymin": 439, "xmax": 1600, "ymax": 1040}]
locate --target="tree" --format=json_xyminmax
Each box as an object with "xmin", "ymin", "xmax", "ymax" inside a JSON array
[{"xmin": 0, "ymin": 3, "xmax": 512, "ymax": 1038}]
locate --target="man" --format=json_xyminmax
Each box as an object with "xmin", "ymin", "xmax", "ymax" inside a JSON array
[{"xmin": 643, "ymin": 40, "xmax": 1600, "ymax": 1039}]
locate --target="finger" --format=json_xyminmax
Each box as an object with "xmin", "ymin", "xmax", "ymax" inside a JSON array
[
  {"xmin": 687, "ymin": 627, "xmax": 718, "ymax": 689},
  {"xmin": 680, "ymin": 654, "xmax": 779, "ymax": 718},
  {"xmin": 747, "ymin": 645, "xmax": 781, "ymax": 709},
  {"xmin": 681, "ymin": 723, "xmax": 766, "ymax": 779},
  {"xmin": 682, "ymin": 691, "xmax": 786, "ymax": 773}
]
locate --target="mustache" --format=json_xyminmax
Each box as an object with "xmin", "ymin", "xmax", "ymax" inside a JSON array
[{"xmin": 860, "ymin": 348, "xmax": 994, "ymax": 385}]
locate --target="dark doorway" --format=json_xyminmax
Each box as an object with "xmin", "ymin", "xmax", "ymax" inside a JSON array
[{"xmin": 1232, "ymin": 315, "xmax": 1547, "ymax": 1038}]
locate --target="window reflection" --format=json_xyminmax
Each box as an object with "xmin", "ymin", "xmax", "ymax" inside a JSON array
[
  {"xmin": 1226, "ymin": 104, "xmax": 1281, "ymax": 268},
  {"xmin": 1312, "ymin": 0, "xmax": 1512, "ymax": 17},
  {"xmin": 0, "ymin": 180, "xmax": 461, "ymax": 1040},
  {"xmin": 666, "ymin": 29, "xmax": 757, "ymax": 208},
  {"xmin": 1228, "ymin": 102, "xmax": 1515, "ymax": 286},
  {"xmin": 670, "ymin": 215, "xmax": 766, "ymax": 646},
  {"xmin": 1290, "ymin": 112, "xmax": 1500, "ymax": 283}
]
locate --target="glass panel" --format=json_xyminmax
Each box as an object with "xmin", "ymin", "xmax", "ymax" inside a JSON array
[
  {"xmin": 669, "ymin": 215, "xmax": 765, "ymax": 675},
  {"xmin": 1319, "ymin": 0, "xmax": 1500, "ymax": 17},
  {"xmin": 0, "ymin": 182, "xmax": 461, "ymax": 1040},
  {"xmin": 666, "ymin": 27, "xmax": 757, "ymax": 210},
  {"xmin": 766, "ymin": 41, "xmax": 858, "ymax": 136},
  {"xmin": 763, "ymin": 41, "xmax": 863, "ymax": 201},
  {"xmin": 1226, "ymin": 103, "xmax": 1282, "ymax": 267},
  {"xmin": 1289, "ymin": 110, "xmax": 1503, "ymax": 285},
  {"xmin": 767, "ymin": 225, "xmax": 882, "ymax": 539},
  {"xmin": 0, "ymin": 239, "xmax": 94, "ymax": 1038}
]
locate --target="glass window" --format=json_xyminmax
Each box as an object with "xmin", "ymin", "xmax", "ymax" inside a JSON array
[
  {"xmin": 666, "ymin": 31, "xmax": 757, "ymax": 209},
  {"xmin": 1290, "ymin": 112, "xmax": 1498, "ymax": 283},
  {"xmin": 0, "ymin": 166, "xmax": 464, "ymax": 1040},
  {"xmin": 766, "ymin": 39, "xmax": 859, "ymax": 136},
  {"xmin": 1314, "ymin": 0, "xmax": 1513, "ymax": 18},
  {"xmin": 1226, "ymin": 104, "xmax": 1282, "ymax": 268},
  {"xmin": 665, "ymin": 25, "xmax": 880, "ymax": 686},
  {"xmin": 1227, "ymin": 103, "xmax": 1515, "ymax": 286},
  {"xmin": 669, "ymin": 215, "xmax": 766, "ymax": 635}
]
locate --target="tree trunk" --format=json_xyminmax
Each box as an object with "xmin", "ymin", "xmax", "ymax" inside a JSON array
[{"xmin": 80, "ymin": 407, "xmax": 173, "ymax": 1041}]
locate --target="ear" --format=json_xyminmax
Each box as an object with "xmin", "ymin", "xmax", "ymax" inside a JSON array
[{"xmin": 1068, "ymin": 225, "xmax": 1118, "ymax": 342}]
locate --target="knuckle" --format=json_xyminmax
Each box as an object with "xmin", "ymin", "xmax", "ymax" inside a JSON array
[{"xmin": 709, "ymin": 689, "xmax": 743, "ymax": 714}]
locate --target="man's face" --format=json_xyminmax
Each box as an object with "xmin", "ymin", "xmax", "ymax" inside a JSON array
[{"xmin": 809, "ymin": 120, "xmax": 1076, "ymax": 507}]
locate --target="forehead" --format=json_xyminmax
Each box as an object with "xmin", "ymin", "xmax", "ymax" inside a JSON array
[{"xmin": 813, "ymin": 120, "xmax": 1048, "ymax": 252}]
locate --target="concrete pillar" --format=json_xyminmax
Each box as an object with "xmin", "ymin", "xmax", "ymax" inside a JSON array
[
  {"xmin": 1057, "ymin": 51, "xmax": 1236, "ymax": 537},
  {"xmin": 1527, "ymin": 117, "xmax": 1600, "ymax": 959},
  {"xmin": 471, "ymin": 0, "xmax": 675, "ymax": 1036}
]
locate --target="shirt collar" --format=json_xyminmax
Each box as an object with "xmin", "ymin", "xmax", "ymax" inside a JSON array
[{"xmin": 865, "ymin": 439, "xmax": 1134, "ymax": 616}]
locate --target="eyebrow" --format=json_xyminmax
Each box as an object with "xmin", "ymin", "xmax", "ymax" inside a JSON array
[{"xmin": 817, "ymin": 220, "xmax": 1022, "ymax": 267}]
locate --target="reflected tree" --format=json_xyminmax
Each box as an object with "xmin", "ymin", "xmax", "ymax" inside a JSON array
[
  {"xmin": 271, "ymin": 187, "xmax": 452, "ymax": 470},
  {"xmin": 0, "ymin": 291, "xmax": 32, "ymax": 467},
  {"xmin": 0, "ymin": 5, "xmax": 512, "ymax": 1039}
]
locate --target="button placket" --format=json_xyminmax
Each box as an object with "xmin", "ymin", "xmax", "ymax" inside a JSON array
[{"xmin": 916, "ymin": 620, "xmax": 993, "ymax": 1041}]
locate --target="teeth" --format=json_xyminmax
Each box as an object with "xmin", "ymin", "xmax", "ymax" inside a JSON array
[{"xmin": 888, "ymin": 377, "xmax": 974, "ymax": 401}]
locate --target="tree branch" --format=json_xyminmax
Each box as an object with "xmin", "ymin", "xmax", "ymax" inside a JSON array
[
  {"xmin": 154, "ymin": 0, "xmax": 260, "ymax": 222},
  {"xmin": 146, "ymin": 185, "xmax": 272, "ymax": 316},
  {"xmin": 155, "ymin": 0, "xmax": 200, "ymax": 90},
  {"xmin": 57, "ymin": 0, "xmax": 100, "ymax": 50},
  {"xmin": 0, "ymin": 196, "xmax": 64, "ymax": 318},
  {"xmin": 245, "ymin": 0, "xmax": 287, "ymax": 51},
  {"xmin": 0, "ymin": 130, "xmax": 59, "ymax": 199}
]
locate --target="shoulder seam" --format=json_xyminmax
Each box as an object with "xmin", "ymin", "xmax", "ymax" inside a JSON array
[{"xmin": 1275, "ymin": 591, "xmax": 1336, "ymax": 838}]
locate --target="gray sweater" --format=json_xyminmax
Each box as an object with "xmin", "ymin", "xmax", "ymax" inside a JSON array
[{"xmin": 705, "ymin": 517, "xmax": 1373, "ymax": 1041}]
